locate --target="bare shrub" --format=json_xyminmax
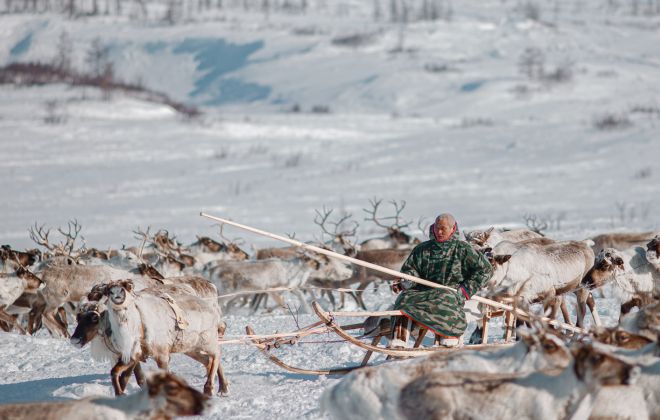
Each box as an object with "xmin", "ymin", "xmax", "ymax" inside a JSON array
[
  {"xmin": 541, "ymin": 59, "xmax": 574, "ymax": 84},
  {"xmin": 43, "ymin": 100, "xmax": 67, "ymax": 124},
  {"xmin": 612, "ymin": 201, "xmax": 652, "ymax": 225},
  {"xmin": 291, "ymin": 26, "xmax": 319, "ymax": 36},
  {"xmin": 593, "ymin": 113, "xmax": 632, "ymax": 130},
  {"xmin": 284, "ymin": 152, "xmax": 303, "ymax": 168},
  {"xmin": 53, "ymin": 31, "xmax": 73, "ymax": 72},
  {"xmin": 248, "ymin": 144, "xmax": 269, "ymax": 155},
  {"xmin": 630, "ymin": 104, "xmax": 660, "ymax": 115},
  {"xmin": 311, "ymin": 105, "xmax": 331, "ymax": 114},
  {"xmin": 213, "ymin": 148, "xmax": 229, "ymax": 160},
  {"xmin": 519, "ymin": 1, "xmax": 542, "ymax": 21},
  {"xmin": 460, "ymin": 117, "xmax": 494, "ymax": 128},
  {"xmin": 85, "ymin": 38, "xmax": 111, "ymax": 78},
  {"xmin": 331, "ymin": 32, "xmax": 377, "ymax": 47},
  {"xmin": 518, "ymin": 48, "xmax": 545, "ymax": 80},
  {"xmin": 424, "ymin": 63, "xmax": 452, "ymax": 73},
  {"xmin": 633, "ymin": 167, "xmax": 652, "ymax": 179}
]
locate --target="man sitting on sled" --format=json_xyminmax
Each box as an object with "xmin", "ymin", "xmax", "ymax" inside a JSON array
[{"xmin": 390, "ymin": 213, "xmax": 492, "ymax": 347}]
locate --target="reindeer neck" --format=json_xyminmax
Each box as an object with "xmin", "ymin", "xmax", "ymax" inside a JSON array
[{"xmin": 517, "ymin": 360, "xmax": 581, "ymax": 399}]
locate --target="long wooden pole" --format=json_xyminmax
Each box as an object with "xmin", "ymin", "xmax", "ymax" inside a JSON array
[{"xmin": 200, "ymin": 212, "xmax": 586, "ymax": 334}]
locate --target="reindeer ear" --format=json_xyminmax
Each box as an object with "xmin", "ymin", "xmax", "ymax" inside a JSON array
[
  {"xmin": 121, "ymin": 280, "xmax": 134, "ymax": 292},
  {"xmin": 494, "ymin": 255, "xmax": 512, "ymax": 264}
]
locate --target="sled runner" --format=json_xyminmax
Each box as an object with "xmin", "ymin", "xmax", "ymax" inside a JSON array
[{"xmin": 240, "ymin": 301, "xmax": 511, "ymax": 376}]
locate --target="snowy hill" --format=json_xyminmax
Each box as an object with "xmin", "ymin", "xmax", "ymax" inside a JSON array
[{"xmin": 0, "ymin": 1, "xmax": 659, "ymax": 418}]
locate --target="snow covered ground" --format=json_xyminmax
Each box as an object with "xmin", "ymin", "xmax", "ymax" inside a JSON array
[{"xmin": 1, "ymin": 0, "xmax": 659, "ymax": 418}]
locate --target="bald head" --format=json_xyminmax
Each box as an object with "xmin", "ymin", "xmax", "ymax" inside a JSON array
[{"xmin": 434, "ymin": 213, "xmax": 457, "ymax": 242}]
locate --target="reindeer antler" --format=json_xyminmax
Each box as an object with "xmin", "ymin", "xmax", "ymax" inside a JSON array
[
  {"xmin": 363, "ymin": 197, "xmax": 412, "ymax": 231},
  {"xmin": 132, "ymin": 226, "xmax": 152, "ymax": 261},
  {"xmin": 523, "ymin": 213, "xmax": 548, "ymax": 236},
  {"xmin": 314, "ymin": 206, "xmax": 358, "ymax": 254},
  {"xmin": 29, "ymin": 223, "xmax": 52, "ymax": 250},
  {"xmin": 57, "ymin": 219, "xmax": 85, "ymax": 255},
  {"xmin": 314, "ymin": 206, "xmax": 358, "ymax": 240},
  {"xmin": 216, "ymin": 223, "xmax": 244, "ymax": 246},
  {"xmin": 29, "ymin": 220, "xmax": 85, "ymax": 258}
]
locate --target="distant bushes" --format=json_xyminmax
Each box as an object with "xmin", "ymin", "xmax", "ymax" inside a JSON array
[
  {"xmin": 518, "ymin": 47, "xmax": 574, "ymax": 85},
  {"xmin": 592, "ymin": 113, "xmax": 632, "ymax": 131},
  {"xmin": 0, "ymin": 62, "xmax": 200, "ymax": 118}
]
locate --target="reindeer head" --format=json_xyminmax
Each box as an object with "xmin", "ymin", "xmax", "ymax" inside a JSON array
[
  {"xmin": 594, "ymin": 248, "xmax": 625, "ymax": 272},
  {"xmin": 15, "ymin": 267, "xmax": 42, "ymax": 291},
  {"xmin": 646, "ymin": 235, "xmax": 660, "ymax": 271},
  {"xmin": 146, "ymin": 371, "xmax": 209, "ymax": 417},
  {"xmin": 572, "ymin": 343, "xmax": 639, "ymax": 386},
  {"xmin": 300, "ymin": 250, "xmax": 354, "ymax": 281},
  {"xmin": 591, "ymin": 327, "xmax": 653, "ymax": 350},
  {"xmin": 465, "ymin": 227, "xmax": 495, "ymax": 247},
  {"xmin": 196, "ymin": 236, "xmax": 225, "ymax": 253},
  {"xmin": 517, "ymin": 325, "xmax": 571, "ymax": 371},
  {"xmin": 105, "ymin": 280, "xmax": 134, "ymax": 306},
  {"xmin": 87, "ymin": 283, "xmax": 109, "ymax": 301},
  {"xmin": 483, "ymin": 252, "xmax": 511, "ymax": 290},
  {"xmin": 82, "ymin": 248, "xmax": 109, "ymax": 260},
  {"xmin": 0, "ymin": 245, "xmax": 10, "ymax": 262},
  {"xmin": 70, "ymin": 302, "xmax": 105, "ymax": 348},
  {"xmin": 138, "ymin": 263, "xmax": 165, "ymax": 281}
]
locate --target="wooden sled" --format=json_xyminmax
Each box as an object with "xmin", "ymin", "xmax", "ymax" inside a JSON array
[{"xmin": 242, "ymin": 302, "xmax": 510, "ymax": 376}]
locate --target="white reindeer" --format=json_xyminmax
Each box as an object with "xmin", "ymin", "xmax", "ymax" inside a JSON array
[
  {"xmin": 325, "ymin": 342, "xmax": 640, "ymax": 420},
  {"xmin": 102, "ymin": 279, "xmax": 228, "ymax": 396},
  {"xmin": 0, "ymin": 371, "xmax": 208, "ymax": 420},
  {"xmin": 323, "ymin": 325, "xmax": 573, "ymax": 420},
  {"xmin": 487, "ymin": 240, "xmax": 595, "ymax": 329}
]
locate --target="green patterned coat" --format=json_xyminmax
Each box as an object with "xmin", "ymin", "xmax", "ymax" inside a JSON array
[{"xmin": 393, "ymin": 232, "xmax": 492, "ymax": 338}]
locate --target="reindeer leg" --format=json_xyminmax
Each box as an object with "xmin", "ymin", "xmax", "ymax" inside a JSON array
[
  {"xmin": 205, "ymin": 354, "xmax": 219, "ymax": 396},
  {"xmin": 0, "ymin": 309, "xmax": 26, "ymax": 334},
  {"xmin": 133, "ymin": 362, "xmax": 145, "ymax": 388},
  {"xmin": 119, "ymin": 361, "xmax": 137, "ymax": 391},
  {"xmin": 560, "ymin": 299, "xmax": 573, "ymax": 325},
  {"xmin": 28, "ymin": 300, "xmax": 46, "ymax": 334},
  {"xmin": 586, "ymin": 293, "xmax": 601, "ymax": 326},
  {"xmin": 111, "ymin": 360, "xmax": 135, "ymax": 395},
  {"xmin": 575, "ymin": 288, "xmax": 588, "ymax": 328},
  {"xmin": 292, "ymin": 289, "xmax": 312, "ymax": 314},
  {"xmin": 42, "ymin": 309, "xmax": 69, "ymax": 338},
  {"xmin": 56, "ymin": 307, "xmax": 68, "ymax": 329},
  {"xmin": 216, "ymin": 357, "xmax": 229, "ymax": 396}
]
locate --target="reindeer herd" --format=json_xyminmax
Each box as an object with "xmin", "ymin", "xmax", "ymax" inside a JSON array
[{"xmin": 0, "ymin": 200, "xmax": 658, "ymax": 419}]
